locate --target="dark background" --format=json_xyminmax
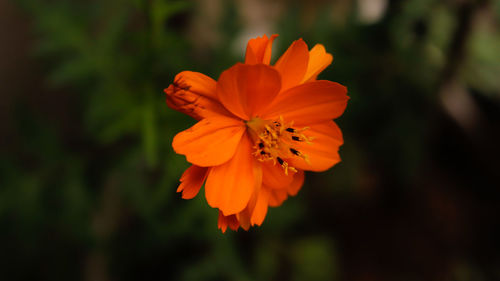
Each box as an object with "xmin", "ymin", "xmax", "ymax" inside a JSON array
[{"xmin": 1, "ymin": 0, "xmax": 500, "ymax": 280}]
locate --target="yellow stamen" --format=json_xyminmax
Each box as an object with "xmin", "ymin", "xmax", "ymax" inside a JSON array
[{"xmin": 246, "ymin": 116, "xmax": 312, "ymax": 174}]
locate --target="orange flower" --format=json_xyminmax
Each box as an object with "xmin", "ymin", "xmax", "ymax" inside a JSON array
[{"xmin": 165, "ymin": 35, "xmax": 348, "ymax": 232}]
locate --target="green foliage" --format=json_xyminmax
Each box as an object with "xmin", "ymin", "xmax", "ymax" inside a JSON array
[{"xmin": 3, "ymin": 0, "xmax": 500, "ymax": 280}]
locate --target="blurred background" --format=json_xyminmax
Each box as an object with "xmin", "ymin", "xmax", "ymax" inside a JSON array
[{"xmin": 1, "ymin": 0, "xmax": 500, "ymax": 280}]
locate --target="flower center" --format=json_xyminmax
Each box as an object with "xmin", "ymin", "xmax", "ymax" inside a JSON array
[{"xmin": 246, "ymin": 116, "xmax": 312, "ymax": 175}]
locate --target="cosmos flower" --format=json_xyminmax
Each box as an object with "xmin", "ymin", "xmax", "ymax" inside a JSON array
[{"xmin": 165, "ymin": 35, "xmax": 348, "ymax": 232}]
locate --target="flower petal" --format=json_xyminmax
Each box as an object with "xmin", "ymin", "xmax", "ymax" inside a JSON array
[
  {"xmin": 165, "ymin": 71, "xmax": 231, "ymax": 120},
  {"xmin": 172, "ymin": 116, "xmax": 245, "ymax": 167},
  {"xmin": 301, "ymin": 44, "xmax": 333, "ymax": 83},
  {"xmin": 287, "ymin": 170, "xmax": 304, "ymax": 196},
  {"xmin": 216, "ymin": 63, "xmax": 282, "ymax": 120},
  {"xmin": 288, "ymin": 121, "xmax": 343, "ymax": 172},
  {"xmin": 268, "ymin": 188, "xmax": 288, "ymax": 207},
  {"xmin": 267, "ymin": 169, "xmax": 304, "ymax": 207},
  {"xmin": 205, "ymin": 134, "xmax": 261, "ymax": 215},
  {"xmin": 218, "ymin": 211, "xmax": 240, "ymax": 233},
  {"xmin": 274, "ymin": 39, "xmax": 309, "ymax": 92},
  {"xmin": 250, "ymin": 187, "xmax": 269, "ymax": 226},
  {"xmin": 235, "ymin": 157, "xmax": 263, "ymax": 229},
  {"xmin": 236, "ymin": 201, "xmax": 253, "ymax": 230},
  {"xmin": 245, "ymin": 34, "xmax": 278, "ymax": 65},
  {"xmin": 236, "ymin": 183, "xmax": 269, "ymax": 227},
  {"xmin": 262, "ymin": 160, "xmax": 294, "ymax": 189},
  {"xmin": 176, "ymin": 165, "xmax": 208, "ymax": 199},
  {"xmin": 262, "ymin": 80, "xmax": 348, "ymax": 125}
]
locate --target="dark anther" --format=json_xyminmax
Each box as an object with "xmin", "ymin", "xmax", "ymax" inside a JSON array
[
  {"xmin": 292, "ymin": 136, "xmax": 301, "ymax": 141},
  {"xmin": 277, "ymin": 157, "xmax": 284, "ymax": 165},
  {"xmin": 260, "ymin": 151, "xmax": 266, "ymax": 155},
  {"xmin": 290, "ymin": 148, "xmax": 299, "ymax": 155},
  {"xmin": 286, "ymin": 128, "xmax": 295, "ymax": 133},
  {"xmin": 258, "ymin": 142, "xmax": 264, "ymax": 149}
]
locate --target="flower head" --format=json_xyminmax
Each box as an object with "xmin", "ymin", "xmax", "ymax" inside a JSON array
[{"xmin": 165, "ymin": 35, "xmax": 348, "ymax": 232}]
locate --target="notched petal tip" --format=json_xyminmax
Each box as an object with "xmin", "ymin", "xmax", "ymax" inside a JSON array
[
  {"xmin": 218, "ymin": 211, "xmax": 240, "ymax": 233},
  {"xmin": 302, "ymin": 44, "xmax": 334, "ymax": 83},
  {"xmin": 245, "ymin": 34, "xmax": 278, "ymax": 65},
  {"xmin": 274, "ymin": 38, "xmax": 310, "ymax": 91},
  {"xmin": 177, "ymin": 165, "xmax": 208, "ymax": 199}
]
